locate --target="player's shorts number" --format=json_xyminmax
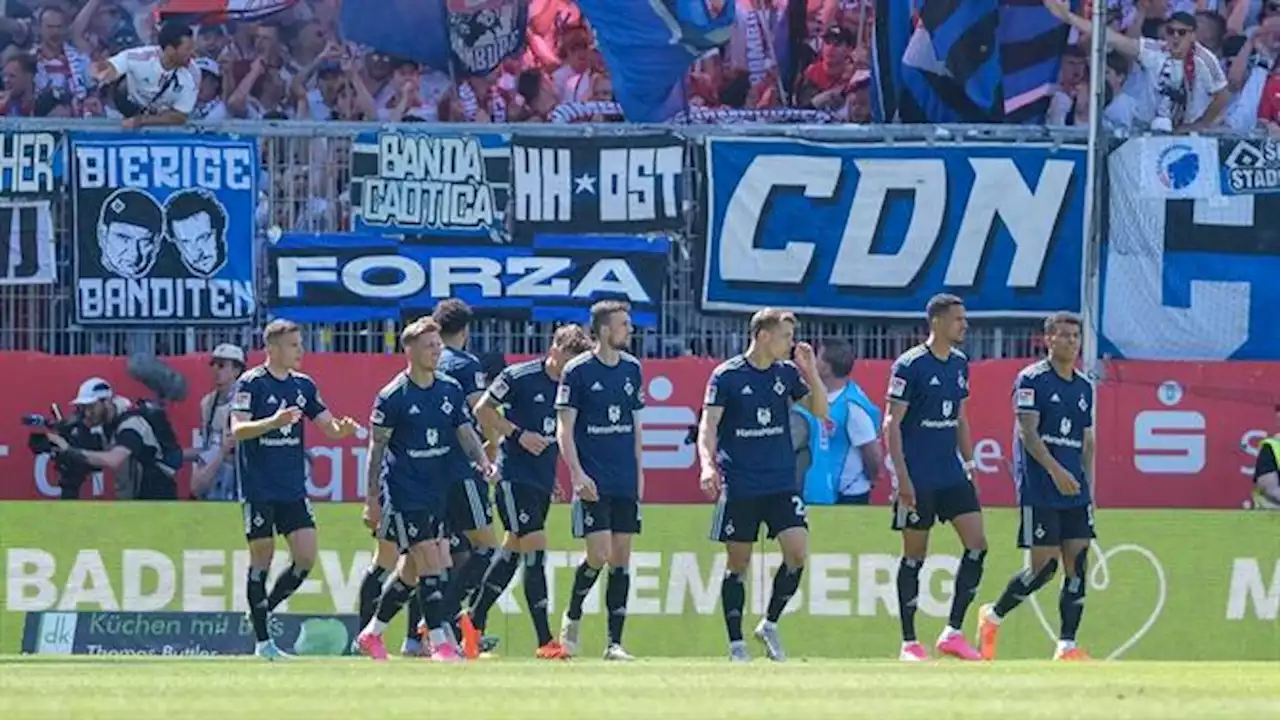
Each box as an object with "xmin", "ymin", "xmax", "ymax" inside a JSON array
[{"xmin": 791, "ymin": 495, "xmax": 807, "ymax": 519}]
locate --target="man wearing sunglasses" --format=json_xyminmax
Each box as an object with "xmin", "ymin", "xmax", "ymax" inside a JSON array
[{"xmin": 1045, "ymin": 1, "xmax": 1229, "ymax": 132}]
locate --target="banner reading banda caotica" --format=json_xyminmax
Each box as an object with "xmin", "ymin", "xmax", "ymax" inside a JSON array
[
  {"xmin": 71, "ymin": 133, "xmax": 257, "ymax": 326},
  {"xmin": 349, "ymin": 129, "xmax": 509, "ymax": 241},
  {"xmin": 700, "ymin": 138, "xmax": 1086, "ymax": 317}
]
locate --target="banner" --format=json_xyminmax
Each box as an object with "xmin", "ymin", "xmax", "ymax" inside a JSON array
[
  {"xmin": 0, "ymin": 353, "xmax": 1275, "ymax": 509},
  {"xmin": 511, "ymin": 134, "xmax": 685, "ymax": 236},
  {"xmin": 266, "ymin": 233, "xmax": 669, "ymax": 325},
  {"xmin": 446, "ymin": 0, "xmax": 528, "ymax": 77},
  {"xmin": 1, "ymin": 132, "xmax": 59, "ymax": 285},
  {"xmin": 340, "ymin": 0, "xmax": 524, "ymax": 79},
  {"xmin": 70, "ymin": 133, "xmax": 258, "ymax": 326},
  {"xmin": 1102, "ymin": 137, "xmax": 1280, "ymax": 360},
  {"xmin": 3, "ymin": 503, "xmax": 1277, "ymax": 660},
  {"xmin": 21, "ymin": 611, "xmax": 358, "ymax": 656},
  {"xmin": 1219, "ymin": 138, "xmax": 1280, "ymax": 195},
  {"xmin": 349, "ymin": 129, "xmax": 509, "ymax": 241},
  {"xmin": 701, "ymin": 138, "xmax": 1087, "ymax": 317},
  {"xmin": 1138, "ymin": 135, "xmax": 1220, "ymax": 200}
]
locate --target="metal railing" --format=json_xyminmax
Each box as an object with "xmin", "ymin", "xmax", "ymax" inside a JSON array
[{"xmin": 0, "ymin": 119, "xmax": 1090, "ymax": 360}]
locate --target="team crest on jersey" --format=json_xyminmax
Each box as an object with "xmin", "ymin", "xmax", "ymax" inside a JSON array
[
  {"xmin": 426, "ymin": 428, "xmax": 439, "ymax": 446},
  {"xmin": 624, "ymin": 378, "xmax": 634, "ymax": 396},
  {"xmin": 942, "ymin": 400, "xmax": 952, "ymax": 418},
  {"xmin": 608, "ymin": 404, "xmax": 621, "ymax": 423},
  {"xmin": 279, "ymin": 423, "xmax": 293, "ymax": 437},
  {"xmin": 296, "ymin": 393, "xmax": 306, "ymax": 408},
  {"xmin": 773, "ymin": 377, "xmax": 786, "ymax": 395},
  {"xmin": 757, "ymin": 407, "xmax": 771, "ymax": 426},
  {"xmin": 441, "ymin": 398, "xmax": 454, "ymax": 415},
  {"xmin": 1078, "ymin": 395, "xmax": 1088, "ymax": 412},
  {"xmin": 1060, "ymin": 418, "xmax": 1071, "ymax": 435}
]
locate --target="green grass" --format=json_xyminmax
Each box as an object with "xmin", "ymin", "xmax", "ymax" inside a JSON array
[{"xmin": 1, "ymin": 657, "xmax": 1277, "ymax": 719}]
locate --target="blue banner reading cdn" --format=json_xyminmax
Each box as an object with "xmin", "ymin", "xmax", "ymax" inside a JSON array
[{"xmin": 701, "ymin": 138, "xmax": 1087, "ymax": 318}]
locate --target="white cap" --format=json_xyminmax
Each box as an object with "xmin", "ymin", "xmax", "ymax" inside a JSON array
[
  {"xmin": 211, "ymin": 343, "xmax": 246, "ymax": 365},
  {"xmin": 72, "ymin": 377, "xmax": 114, "ymax": 405}
]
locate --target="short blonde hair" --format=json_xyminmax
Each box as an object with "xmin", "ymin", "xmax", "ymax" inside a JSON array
[
  {"xmin": 400, "ymin": 316, "xmax": 441, "ymax": 346},
  {"xmin": 748, "ymin": 308, "xmax": 796, "ymax": 338}
]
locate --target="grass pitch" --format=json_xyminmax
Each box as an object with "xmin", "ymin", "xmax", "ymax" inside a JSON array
[{"xmin": 2, "ymin": 657, "xmax": 1276, "ymax": 719}]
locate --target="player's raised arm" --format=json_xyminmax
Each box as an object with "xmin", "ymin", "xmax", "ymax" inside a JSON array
[{"xmin": 792, "ymin": 342, "xmax": 828, "ymax": 420}]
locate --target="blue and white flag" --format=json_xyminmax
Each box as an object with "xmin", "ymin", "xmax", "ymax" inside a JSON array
[
  {"xmin": 341, "ymin": 0, "xmax": 526, "ymax": 76},
  {"xmin": 701, "ymin": 137, "xmax": 1086, "ymax": 317},
  {"xmin": 70, "ymin": 133, "xmax": 257, "ymax": 326},
  {"xmin": 576, "ymin": 0, "xmax": 735, "ymax": 122}
]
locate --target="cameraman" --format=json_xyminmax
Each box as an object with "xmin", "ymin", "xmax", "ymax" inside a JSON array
[
  {"xmin": 47, "ymin": 377, "xmax": 181, "ymax": 501},
  {"xmin": 189, "ymin": 344, "xmax": 245, "ymax": 501}
]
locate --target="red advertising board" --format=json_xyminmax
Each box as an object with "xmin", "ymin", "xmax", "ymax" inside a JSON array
[{"xmin": 0, "ymin": 352, "xmax": 1274, "ymax": 508}]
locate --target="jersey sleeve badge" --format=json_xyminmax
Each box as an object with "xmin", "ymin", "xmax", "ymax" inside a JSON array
[
  {"xmin": 1016, "ymin": 387, "xmax": 1036, "ymax": 409},
  {"xmin": 888, "ymin": 376, "xmax": 907, "ymax": 398}
]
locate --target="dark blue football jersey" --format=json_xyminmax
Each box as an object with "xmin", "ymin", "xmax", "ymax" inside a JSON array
[
  {"xmin": 372, "ymin": 371, "xmax": 473, "ymax": 514},
  {"xmin": 886, "ymin": 345, "xmax": 970, "ymax": 490},
  {"xmin": 231, "ymin": 367, "xmax": 327, "ymax": 503},
  {"xmin": 487, "ymin": 358, "xmax": 559, "ymax": 492},
  {"xmin": 555, "ymin": 351, "xmax": 644, "ymax": 499},
  {"xmin": 705, "ymin": 355, "xmax": 809, "ymax": 499},
  {"xmin": 1012, "ymin": 359, "xmax": 1094, "ymax": 509},
  {"xmin": 439, "ymin": 346, "xmax": 488, "ymax": 399}
]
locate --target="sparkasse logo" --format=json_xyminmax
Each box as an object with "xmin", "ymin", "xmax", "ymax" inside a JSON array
[{"xmin": 1133, "ymin": 380, "xmax": 1206, "ymax": 474}]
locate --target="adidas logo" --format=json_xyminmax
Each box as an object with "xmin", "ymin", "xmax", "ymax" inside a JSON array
[
  {"xmin": 534, "ymin": 393, "xmax": 545, "ymax": 402},
  {"xmin": 591, "ymin": 381, "xmax": 603, "ymax": 391},
  {"xmin": 409, "ymin": 405, "xmax": 420, "ymax": 415},
  {"xmin": 929, "ymin": 377, "xmax": 940, "ymax": 386},
  {"xmin": 267, "ymin": 395, "xmax": 278, "ymax": 404},
  {"xmin": 741, "ymin": 385, "xmax": 753, "ymax": 395},
  {"xmin": 1050, "ymin": 393, "xmax": 1060, "ymax": 403}
]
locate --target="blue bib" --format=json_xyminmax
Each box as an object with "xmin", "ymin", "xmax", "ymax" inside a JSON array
[{"xmin": 796, "ymin": 382, "xmax": 881, "ymax": 504}]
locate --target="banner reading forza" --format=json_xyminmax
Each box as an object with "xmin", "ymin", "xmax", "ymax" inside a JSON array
[
  {"xmin": 3, "ymin": 503, "xmax": 1277, "ymax": 660},
  {"xmin": 0, "ymin": 132, "xmax": 59, "ymax": 285},
  {"xmin": 266, "ymin": 232, "xmax": 669, "ymax": 326},
  {"xmin": 0, "ymin": 353, "xmax": 1275, "ymax": 508},
  {"xmin": 701, "ymin": 138, "xmax": 1087, "ymax": 317},
  {"xmin": 71, "ymin": 133, "xmax": 258, "ymax": 325}
]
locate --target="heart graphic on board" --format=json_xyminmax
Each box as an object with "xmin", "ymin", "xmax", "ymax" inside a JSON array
[{"xmin": 1026, "ymin": 540, "xmax": 1168, "ymax": 660}]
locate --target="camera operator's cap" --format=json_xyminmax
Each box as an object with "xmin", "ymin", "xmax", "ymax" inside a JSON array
[
  {"xmin": 211, "ymin": 343, "xmax": 246, "ymax": 366},
  {"xmin": 72, "ymin": 378, "xmax": 114, "ymax": 406}
]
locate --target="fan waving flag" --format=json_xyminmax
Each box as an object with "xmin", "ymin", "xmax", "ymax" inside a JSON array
[
  {"xmin": 576, "ymin": 0, "xmax": 735, "ymax": 122},
  {"xmin": 157, "ymin": 0, "xmax": 300, "ymax": 23},
  {"xmin": 1000, "ymin": 0, "xmax": 1075, "ymax": 123},
  {"xmin": 341, "ymin": 0, "xmax": 448, "ymax": 69},
  {"xmin": 874, "ymin": 0, "xmax": 1074, "ymax": 124}
]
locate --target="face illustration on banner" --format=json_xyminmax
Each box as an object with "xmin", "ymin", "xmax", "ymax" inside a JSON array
[
  {"xmin": 96, "ymin": 189, "xmax": 164, "ymax": 279},
  {"xmin": 447, "ymin": 0, "xmax": 524, "ymax": 75},
  {"xmin": 163, "ymin": 189, "xmax": 229, "ymax": 278}
]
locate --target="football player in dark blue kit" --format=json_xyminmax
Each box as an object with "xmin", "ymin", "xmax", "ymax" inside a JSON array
[
  {"xmin": 355, "ymin": 317, "xmax": 496, "ymax": 663},
  {"xmin": 432, "ymin": 298, "xmax": 503, "ymax": 658},
  {"xmin": 977, "ymin": 312, "xmax": 1096, "ymax": 661},
  {"xmin": 884, "ymin": 294, "xmax": 987, "ymax": 663},
  {"xmin": 555, "ymin": 300, "xmax": 646, "ymax": 661},
  {"xmin": 230, "ymin": 319, "xmax": 359, "ymax": 660},
  {"xmin": 469, "ymin": 324, "xmax": 594, "ymax": 660},
  {"xmin": 697, "ymin": 308, "xmax": 828, "ymax": 662}
]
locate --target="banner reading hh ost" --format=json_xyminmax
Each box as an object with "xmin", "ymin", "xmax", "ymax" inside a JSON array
[
  {"xmin": 3, "ymin": 503, "xmax": 1277, "ymax": 660},
  {"xmin": 701, "ymin": 138, "xmax": 1087, "ymax": 317},
  {"xmin": 71, "ymin": 133, "xmax": 258, "ymax": 326},
  {"xmin": 0, "ymin": 353, "xmax": 1274, "ymax": 508}
]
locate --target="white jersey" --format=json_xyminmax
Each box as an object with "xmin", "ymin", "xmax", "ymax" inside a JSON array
[{"xmin": 108, "ymin": 46, "xmax": 198, "ymax": 115}]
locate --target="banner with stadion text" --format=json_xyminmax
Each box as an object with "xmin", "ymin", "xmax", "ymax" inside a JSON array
[{"xmin": 0, "ymin": 353, "xmax": 1275, "ymax": 508}]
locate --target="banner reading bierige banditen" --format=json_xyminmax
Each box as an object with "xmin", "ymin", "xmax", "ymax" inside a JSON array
[{"xmin": 71, "ymin": 133, "xmax": 258, "ymax": 326}]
